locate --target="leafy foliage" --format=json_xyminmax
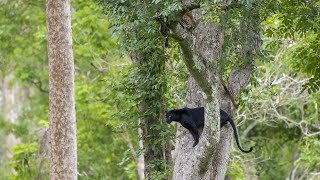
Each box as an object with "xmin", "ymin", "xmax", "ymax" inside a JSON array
[
  {"xmin": 1, "ymin": 0, "xmax": 320, "ymax": 179},
  {"xmin": 285, "ymin": 33, "xmax": 320, "ymax": 93},
  {"xmin": 0, "ymin": 0, "xmax": 47, "ymax": 89},
  {"xmin": 262, "ymin": 0, "xmax": 320, "ymax": 93},
  {"xmin": 99, "ymin": 1, "xmax": 182, "ymax": 178},
  {"xmin": 234, "ymin": 59, "xmax": 320, "ymax": 179},
  {"xmin": 1, "ymin": 0, "xmax": 139, "ymax": 179},
  {"xmin": 10, "ymin": 143, "xmax": 39, "ymax": 180}
]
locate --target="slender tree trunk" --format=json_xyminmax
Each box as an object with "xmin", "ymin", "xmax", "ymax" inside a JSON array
[
  {"xmin": 1, "ymin": 73, "xmax": 24, "ymax": 158},
  {"xmin": 46, "ymin": 0, "xmax": 77, "ymax": 179},
  {"xmin": 137, "ymin": 125, "xmax": 145, "ymax": 180},
  {"xmin": 122, "ymin": 130, "xmax": 145, "ymax": 180},
  {"xmin": 38, "ymin": 128, "xmax": 50, "ymax": 180},
  {"xmin": 0, "ymin": 72, "xmax": 27, "ymax": 175},
  {"xmin": 130, "ymin": 52, "xmax": 171, "ymax": 179}
]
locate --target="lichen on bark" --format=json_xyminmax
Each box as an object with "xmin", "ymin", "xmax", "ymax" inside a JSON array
[{"xmin": 170, "ymin": 4, "xmax": 224, "ymax": 179}]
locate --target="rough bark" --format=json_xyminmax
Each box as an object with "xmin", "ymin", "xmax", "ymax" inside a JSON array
[
  {"xmin": 171, "ymin": 6, "xmax": 224, "ymax": 179},
  {"xmin": 169, "ymin": 2, "xmax": 262, "ymax": 179},
  {"xmin": 210, "ymin": 66, "xmax": 253, "ymax": 180},
  {"xmin": 211, "ymin": 8, "xmax": 262, "ymax": 179},
  {"xmin": 46, "ymin": 0, "xmax": 77, "ymax": 179}
]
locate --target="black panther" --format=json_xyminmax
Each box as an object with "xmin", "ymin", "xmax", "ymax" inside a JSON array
[{"xmin": 165, "ymin": 107, "xmax": 253, "ymax": 153}]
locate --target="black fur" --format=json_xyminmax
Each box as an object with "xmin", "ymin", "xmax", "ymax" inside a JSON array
[
  {"xmin": 165, "ymin": 107, "xmax": 253, "ymax": 153},
  {"xmin": 166, "ymin": 107, "xmax": 204, "ymax": 147}
]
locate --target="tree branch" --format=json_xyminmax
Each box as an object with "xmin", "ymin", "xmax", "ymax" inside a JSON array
[
  {"xmin": 31, "ymin": 79, "xmax": 48, "ymax": 93},
  {"xmin": 172, "ymin": 32, "xmax": 213, "ymax": 100},
  {"xmin": 179, "ymin": 3, "xmax": 201, "ymax": 15},
  {"xmin": 228, "ymin": 63, "xmax": 254, "ymax": 98},
  {"xmin": 122, "ymin": 131, "xmax": 138, "ymax": 161},
  {"xmin": 90, "ymin": 62, "xmax": 107, "ymax": 72},
  {"xmin": 220, "ymin": 76, "xmax": 239, "ymax": 108}
]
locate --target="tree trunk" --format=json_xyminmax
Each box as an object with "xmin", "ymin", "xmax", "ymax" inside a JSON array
[
  {"xmin": 170, "ymin": 3, "xmax": 262, "ymax": 180},
  {"xmin": 46, "ymin": 0, "xmax": 77, "ymax": 179},
  {"xmin": 137, "ymin": 125, "xmax": 145, "ymax": 180},
  {"xmin": 1, "ymin": 73, "xmax": 25, "ymax": 158},
  {"xmin": 211, "ymin": 8, "xmax": 262, "ymax": 179},
  {"xmin": 130, "ymin": 52, "xmax": 172, "ymax": 179},
  {"xmin": 0, "ymin": 72, "xmax": 27, "ymax": 175},
  {"xmin": 121, "ymin": 130, "xmax": 145, "ymax": 180},
  {"xmin": 171, "ymin": 8, "xmax": 223, "ymax": 179}
]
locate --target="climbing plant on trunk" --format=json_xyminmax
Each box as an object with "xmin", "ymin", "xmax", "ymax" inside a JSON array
[{"xmin": 100, "ymin": 0, "xmax": 262, "ymax": 179}]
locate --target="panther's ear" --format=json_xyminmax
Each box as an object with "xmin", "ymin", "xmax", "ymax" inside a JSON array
[{"xmin": 165, "ymin": 110, "xmax": 168, "ymax": 114}]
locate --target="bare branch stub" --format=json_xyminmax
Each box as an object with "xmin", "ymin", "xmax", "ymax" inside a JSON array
[{"xmin": 180, "ymin": 11, "xmax": 196, "ymax": 29}]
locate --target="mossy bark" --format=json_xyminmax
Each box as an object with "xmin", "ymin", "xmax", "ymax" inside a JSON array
[
  {"xmin": 171, "ymin": 8, "xmax": 224, "ymax": 179},
  {"xmin": 170, "ymin": 3, "xmax": 261, "ymax": 180},
  {"xmin": 211, "ymin": 8, "xmax": 262, "ymax": 179}
]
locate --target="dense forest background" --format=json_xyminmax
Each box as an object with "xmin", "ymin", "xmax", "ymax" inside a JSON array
[{"xmin": 0, "ymin": 0, "xmax": 319, "ymax": 179}]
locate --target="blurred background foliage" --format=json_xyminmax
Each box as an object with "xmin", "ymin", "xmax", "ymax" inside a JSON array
[{"xmin": 0, "ymin": 0, "xmax": 319, "ymax": 179}]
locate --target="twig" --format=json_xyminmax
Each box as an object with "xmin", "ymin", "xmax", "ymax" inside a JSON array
[{"xmin": 31, "ymin": 79, "xmax": 48, "ymax": 93}]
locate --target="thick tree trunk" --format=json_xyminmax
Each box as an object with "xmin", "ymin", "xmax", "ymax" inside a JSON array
[
  {"xmin": 211, "ymin": 8, "xmax": 262, "ymax": 179},
  {"xmin": 46, "ymin": 0, "xmax": 77, "ymax": 179},
  {"xmin": 170, "ymin": 2, "xmax": 261, "ymax": 180},
  {"xmin": 211, "ymin": 66, "xmax": 254, "ymax": 179},
  {"xmin": 171, "ymin": 8, "xmax": 223, "ymax": 179}
]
